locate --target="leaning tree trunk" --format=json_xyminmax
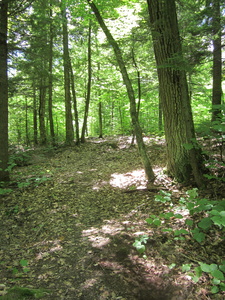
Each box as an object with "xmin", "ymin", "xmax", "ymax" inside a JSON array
[
  {"xmin": 147, "ymin": 0, "xmax": 205, "ymax": 187},
  {"xmin": 0, "ymin": 0, "xmax": 9, "ymax": 181},
  {"xmin": 87, "ymin": 0, "xmax": 155, "ymax": 182}
]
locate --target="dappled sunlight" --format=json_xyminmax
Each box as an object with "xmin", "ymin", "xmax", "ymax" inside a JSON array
[
  {"xmin": 34, "ymin": 239, "xmax": 63, "ymax": 260},
  {"xmin": 110, "ymin": 169, "xmax": 147, "ymax": 189}
]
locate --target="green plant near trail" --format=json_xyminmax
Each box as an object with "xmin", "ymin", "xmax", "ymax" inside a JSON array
[
  {"xmin": 1, "ymin": 286, "xmax": 49, "ymax": 299},
  {"xmin": 133, "ymin": 234, "xmax": 149, "ymax": 257},
  {"xmin": 133, "ymin": 188, "xmax": 225, "ymax": 294}
]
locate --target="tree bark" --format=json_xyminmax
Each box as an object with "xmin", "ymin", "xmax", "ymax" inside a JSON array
[
  {"xmin": 0, "ymin": 0, "xmax": 9, "ymax": 181},
  {"xmin": 87, "ymin": 0, "xmax": 155, "ymax": 182},
  {"xmin": 39, "ymin": 78, "xmax": 47, "ymax": 145},
  {"xmin": 211, "ymin": 0, "xmax": 222, "ymax": 122},
  {"xmin": 147, "ymin": 0, "xmax": 205, "ymax": 187},
  {"xmin": 33, "ymin": 81, "xmax": 38, "ymax": 145},
  {"xmin": 48, "ymin": 5, "xmax": 55, "ymax": 145},
  {"xmin": 61, "ymin": 3, "xmax": 74, "ymax": 145},
  {"xmin": 81, "ymin": 20, "xmax": 92, "ymax": 143},
  {"xmin": 69, "ymin": 61, "xmax": 80, "ymax": 144}
]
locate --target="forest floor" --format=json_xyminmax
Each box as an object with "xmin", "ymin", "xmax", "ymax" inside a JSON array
[{"xmin": 0, "ymin": 135, "xmax": 225, "ymax": 300}]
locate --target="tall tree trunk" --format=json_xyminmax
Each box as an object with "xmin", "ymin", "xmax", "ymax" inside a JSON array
[
  {"xmin": 48, "ymin": 5, "xmax": 55, "ymax": 145},
  {"xmin": 147, "ymin": 0, "xmax": 205, "ymax": 187},
  {"xmin": 131, "ymin": 47, "xmax": 141, "ymax": 145},
  {"xmin": 25, "ymin": 97, "xmax": 30, "ymax": 146},
  {"xmin": 87, "ymin": 0, "xmax": 155, "ymax": 182},
  {"xmin": 81, "ymin": 21, "xmax": 92, "ymax": 143},
  {"xmin": 39, "ymin": 79, "xmax": 47, "ymax": 145},
  {"xmin": 211, "ymin": 0, "xmax": 222, "ymax": 122},
  {"xmin": 0, "ymin": 0, "xmax": 9, "ymax": 181},
  {"xmin": 61, "ymin": 3, "xmax": 74, "ymax": 145},
  {"xmin": 33, "ymin": 82, "xmax": 38, "ymax": 145},
  {"xmin": 69, "ymin": 61, "xmax": 80, "ymax": 144},
  {"xmin": 98, "ymin": 101, "xmax": 103, "ymax": 138}
]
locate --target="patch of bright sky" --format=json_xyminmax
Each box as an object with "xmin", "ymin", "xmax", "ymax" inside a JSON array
[{"xmin": 97, "ymin": 3, "xmax": 141, "ymax": 43}]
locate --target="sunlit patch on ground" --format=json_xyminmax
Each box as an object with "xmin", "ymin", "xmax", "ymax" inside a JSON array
[{"xmin": 110, "ymin": 169, "xmax": 147, "ymax": 189}]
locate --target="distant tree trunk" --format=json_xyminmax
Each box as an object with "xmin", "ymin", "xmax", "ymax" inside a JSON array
[
  {"xmin": 81, "ymin": 21, "xmax": 92, "ymax": 143},
  {"xmin": 147, "ymin": 0, "xmax": 205, "ymax": 187},
  {"xmin": 48, "ymin": 5, "xmax": 55, "ymax": 145},
  {"xmin": 39, "ymin": 78, "xmax": 47, "ymax": 145},
  {"xmin": 88, "ymin": 0, "xmax": 155, "ymax": 182},
  {"xmin": 33, "ymin": 82, "xmax": 38, "ymax": 145},
  {"xmin": 61, "ymin": 3, "xmax": 74, "ymax": 145},
  {"xmin": 25, "ymin": 97, "xmax": 30, "ymax": 146},
  {"xmin": 97, "ymin": 62, "xmax": 103, "ymax": 138},
  {"xmin": 211, "ymin": 0, "xmax": 222, "ymax": 122},
  {"xmin": 69, "ymin": 61, "xmax": 80, "ymax": 144},
  {"xmin": 98, "ymin": 101, "xmax": 103, "ymax": 138},
  {"xmin": 131, "ymin": 48, "xmax": 141, "ymax": 145},
  {"xmin": 0, "ymin": 0, "xmax": 9, "ymax": 181}
]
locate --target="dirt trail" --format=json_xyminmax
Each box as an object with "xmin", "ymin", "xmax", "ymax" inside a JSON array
[{"xmin": 0, "ymin": 137, "xmax": 223, "ymax": 299}]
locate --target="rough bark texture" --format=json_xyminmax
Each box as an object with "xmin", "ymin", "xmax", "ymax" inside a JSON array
[
  {"xmin": 33, "ymin": 82, "xmax": 38, "ymax": 145},
  {"xmin": 61, "ymin": 4, "xmax": 74, "ymax": 145},
  {"xmin": 48, "ymin": 6, "xmax": 55, "ymax": 145},
  {"xmin": 81, "ymin": 21, "xmax": 92, "ymax": 143},
  {"xmin": 87, "ymin": 0, "xmax": 155, "ymax": 182},
  {"xmin": 39, "ymin": 78, "xmax": 47, "ymax": 145},
  {"xmin": 70, "ymin": 62, "xmax": 80, "ymax": 144},
  {"xmin": 211, "ymin": 0, "xmax": 222, "ymax": 122},
  {"xmin": 0, "ymin": 0, "xmax": 9, "ymax": 181},
  {"xmin": 147, "ymin": 0, "xmax": 205, "ymax": 187}
]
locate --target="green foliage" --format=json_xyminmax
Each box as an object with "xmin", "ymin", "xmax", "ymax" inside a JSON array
[
  {"xmin": 154, "ymin": 190, "xmax": 172, "ymax": 203},
  {"xmin": 12, "ymin": 259, "xmax": 30, "ymax": 277},
  {"xmin": 1, "ymin": 286, "xmax": 49, "ymax": 299},
  {"xmin": 134, "ymin": 188, "xmax": 225, "ymax": 293},
  {"xmin": 132, "ymin": 234, "xmax": 149, "ymax": 255}
]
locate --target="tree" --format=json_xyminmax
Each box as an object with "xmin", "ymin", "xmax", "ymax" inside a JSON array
[
  {"xmin": 87, "ymin": 0, "xmax": 155, "ymax": 182},
  {"xmin": 48, "ymin": 3, "xmax": 55, "ymax": 145},
  {"xmin": 61, "ymin": 2, "xmax": 74, "ymax": 145},
  {"xmin": 211, "ymin": 0, "xmax": 223, "ymax": 122},
  {"xmin": 0, "ymin": 0, "xmax": 9, "ymax": 181},
  {"xmin": 147, "ymin": 0, "xmax": 205, "ymax": 187},
  {"xmin": 81, "ymin": 20, "xmax": 92, "ymax": 143}
]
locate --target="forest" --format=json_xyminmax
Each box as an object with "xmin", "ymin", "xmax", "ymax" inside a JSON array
[{"xmin": 0, "ymin": 0, "xmax": 225, "ymax": 299}]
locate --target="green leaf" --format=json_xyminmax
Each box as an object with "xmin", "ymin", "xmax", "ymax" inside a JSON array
[
  {"xmin": 174, "ymin": 229, "xmax": 189, "ymax": 236},
  {"xmin": 146, "ymin": 218, "xmax": 153, "ymax": 224},
  {"xmin": 162, "ymin": 228, "xmax": 173, "ymax": 232},
  {"xmin": 211, "ymin": 286, "xmax": 219, "ymax": 294},
  {"xmin": 186, "ymin": 188, "xmax": 198, "ymax": 199},
  {"xmin": 194, "ymin": 266, "xmax": 202, "ymax": 278},
  {"xmin": 192, "ymin": 228, "xmax": 205, "ymax": 243},
  {"xmin": 198, "ymin": 217, "xmax": 213, "ymax": 230},
  {"xmin": 219, "ymin": 211, "xmax": 225, "ymax": 217},
  {"xmin": 174, "ymin": 214, "xmax": 183, "ymax": 219},
  {"xmin": 185, "ymin": 219, "xmax": 194, "ymax": 227},
  {"xmin": 162, "ymin": 212, "xmax": 174, "ymax": 219},
  {"xmin": 182, "ymin": 264, "xmax": 191, "ymax": 272},
  {"xmin": 212, "ymin": 278, "xmax": 221, "ymax": 285},
  {"xmin": 219, "ymin": 282, "xmax": 225, "ymax": 291},
  {"xmin": 169, "ymin": 263, "xmax": 176, "ymax": 269},
  {"xmin": 153, "ymin": 218, "xmax": 161, "ymax": 226},
  {"xmin": 20, "ymin": 259, "xmax": 28, "ymax": 267},
  {"xmin": 211, "ymin": 269, "xmax": 225, "ymax": 280},
  {"xmin": 219, "ymin": 264, "xmax": 225, "ymax": 273},
  {"xmin": 211, "ymin": 216, "xmax": 225, "ymax": 227}
]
